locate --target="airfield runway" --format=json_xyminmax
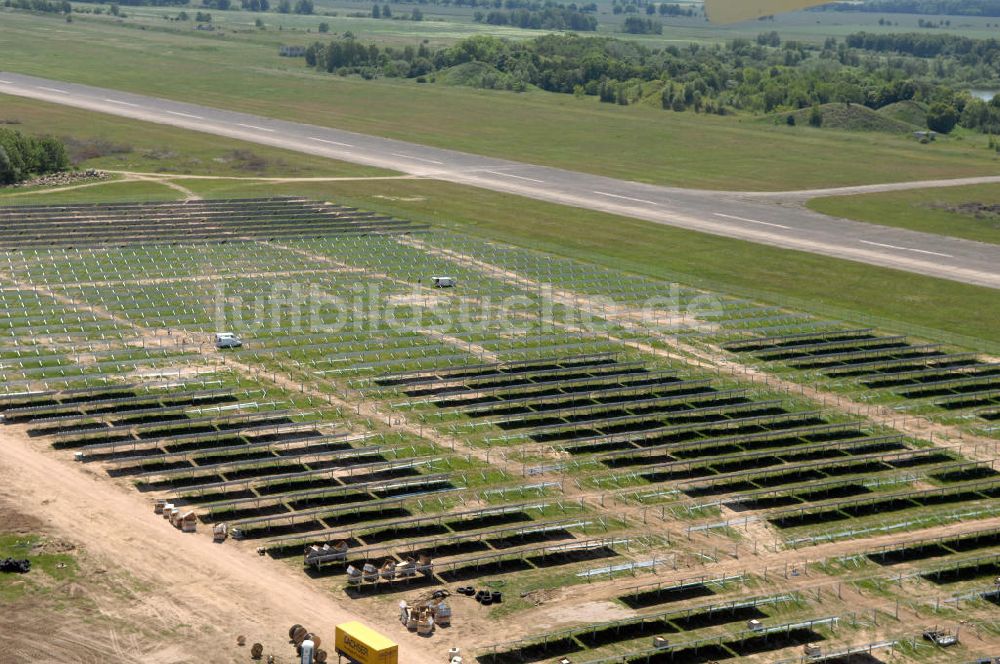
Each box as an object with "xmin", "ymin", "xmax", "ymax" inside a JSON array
[{"xmin": 1, "ymin": 72, "xmax": 999, "ymax": 289}]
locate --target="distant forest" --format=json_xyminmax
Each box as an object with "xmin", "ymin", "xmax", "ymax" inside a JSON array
[
  {"xmin": 305, "ymin": 30, "xmax": 1000, "ymax": 133},
  {"xmin": 824, "ymin": 0, "xmax": 1000, "ymax": 16},
  {"xmin": 474, "ymin": 6, "xmax": 598, "ymax": 31},
  {"xmin": 846, "ymin": 31, "xmax": 1000, "ymax": 57}
]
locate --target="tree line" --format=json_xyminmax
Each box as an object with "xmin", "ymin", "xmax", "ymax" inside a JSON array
[
  {"xmin": 475, "ymin": 5, "xmax": 597, "ymax": 31},
  {"xmin": 305, "ymin": 30, "xmax": 1000, "ymax": 134},
  {"xmin": 307, "ymin": 32, "xmax": 968, "ymax": 116},
  {"xmin": 62, "ymin": 0, "xmax": 315, "ymax": 9},
  {"xmin": 824, "ymin": 0, "xmax": 1000, "ymax": 16},
  {"xmin": 960, "ymin": 95, "xmax": 1000, "ymax": 133},
  {"xmin": 66, "ymin": 0, "xmax": 188, "ymax": 5},
  {"xmin": 3, "ymin": 0, "xmax": 71, "ymax": 13},
  {"xmin": 844, "ymin": 31, "xmax": 1000, "ymax": 59},
  {"xmin": 0, "ymin": 129, "xmax": 69, "ymax": 186},
  {"xmin": 611, "ymin": 0, "xmax": 693, "ymax": 16},
  {"xmin": 622, "ymin": 16, "xmax": 661, "ymax": 33}
]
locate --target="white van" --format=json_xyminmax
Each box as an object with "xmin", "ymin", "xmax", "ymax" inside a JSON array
[
  {"xmin": 214, "ymin": 332, "xmax": 242, "ymax": 349},
  {"xmin": 432, "ymin": 276, "xmax": 455, "ymax": 288}
]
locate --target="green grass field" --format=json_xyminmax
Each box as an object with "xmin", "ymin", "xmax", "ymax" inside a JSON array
[
  {"xmin": 0, "ymin": 179, "xmax": 188, "ymax": 203},
  {"xmin": 107, "ymin": 0, "xmax": 1000, "ymax": 48},
  {"xmin": 206, "ymin": 177, "xmax": 996, "ymax": 346},
  {"xmin": 4, "ymin": 172, "xmax": 995, "ymax": 346},
  {"xmin": 809, "ymin": 185, "xmax": 1000, "ymax": 246},
  {"xmin": 2, "ymin": 10, "xmax": 999, "ymax": 190},
  {"xmin": 0, "ymin": 94, "xmax": 390, "ymax": 178},
  {"xmin": 0, "ymin": 535, "xmax": 77, "ymax": 601}
]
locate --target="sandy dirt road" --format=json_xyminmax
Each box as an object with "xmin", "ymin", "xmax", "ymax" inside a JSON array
[{"xmin": 0, "ymin": 423, "xmax": 443, "ymax": 664}]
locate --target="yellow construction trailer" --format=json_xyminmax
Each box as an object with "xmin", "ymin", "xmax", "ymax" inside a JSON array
[{"xmin": 334, "ymin": 622, "xmax": 398, "ymax": 664}]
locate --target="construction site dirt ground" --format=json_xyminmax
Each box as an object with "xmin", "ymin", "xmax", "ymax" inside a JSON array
[
  {"xmin": 3, "ymin": 418, "xmax": 1000, "ymax": 664},
  {"xmin": 0, "ymin": 425, "xmax": 445, "ymax": 664},
  {"xmin": 0, "ymin": 208, "xmax": 997, "ymax": 663}
]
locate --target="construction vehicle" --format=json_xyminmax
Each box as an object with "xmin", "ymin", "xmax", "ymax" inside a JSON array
[
  {"xmin": 923, "ymin": 627, "xmax": 959, "ymax": 647},
  {"xmin": 214, "ymin": 332, "xmax": 242, "ymax": 349}
]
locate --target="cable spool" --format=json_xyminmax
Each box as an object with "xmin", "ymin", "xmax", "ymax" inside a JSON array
[
  {"xmin": 304, "ymin": 633, "xmax": 321, "ymax": 650},
  {"xmin": 315, "ymin": 649, "xmax": 328, "ymax": 663},
  {"xmin": 291, "ymin": 626, "xmax": 308, "ymax": 645},
  {"xmin": 250, "ymin": 643, "xmax": 264, "ymax": 660},
  {"xmin": 288, "ymin": 624, "xmax": 304, "ymax": 640}
]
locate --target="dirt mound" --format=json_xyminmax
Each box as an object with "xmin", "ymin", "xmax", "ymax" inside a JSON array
[
  {"xmin": 435, "ymin": 61, "xmax": 528, "ymax": 91},
  {"xmin": 877, "ymin": 99, "xmax": 928, "ymax": 127},
  {"xmin": 775, "ymin": 103, "xmax": 917, "ymax": 133}
]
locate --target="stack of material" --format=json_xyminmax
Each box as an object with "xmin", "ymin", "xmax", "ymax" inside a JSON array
[
  {"xmin": 400, "ymin": 601, "xmax": 435, "ymax": 633},
  {"xmin": 346, "ymin": 555, "xmax": 434, "ymax": 586},
  {"xmin": 380, "ymin": 559, "xmax": 397, "ymax": 580},
  {"xmin": 304, "ymin": 541, "xmax": 348, "ymax": 568},
  {"xmin": 398, "ymin": 554, "xmax": 435, "ymax": 579},
  {"xmin": 397, "ymin": 559, "xmax": 417, "ymax": 578},
  {"xmin": 181, "ymin": 512, "xmax": 198, "ymax": 533},
  {"xmin": 400, "ymin": 591, "xmax": 451, "ymax": 633},
  {"xmin": 431, "ymin": 599, "xmax": 451, "ymax": 627},
  {"xmin": 416, "ymin": 613, "xmax": 434, "ymax": 636},
  {"xmin": 167, "ymin": 508, "xmax": 196, "ymax": 532}
]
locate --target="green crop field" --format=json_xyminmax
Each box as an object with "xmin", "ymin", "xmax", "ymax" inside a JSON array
[
  {"xmin": 809, "ymin": 185, "xmax": 1000, "ymax": 246},
  {"xmin": 2, "ymin": 10, "xmax": 999, "ymax": 190}
]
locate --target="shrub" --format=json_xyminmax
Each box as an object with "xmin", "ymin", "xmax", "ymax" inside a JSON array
[{"xmin": 0, "ymin": 129, "xmax": 70, "ymax": 185}]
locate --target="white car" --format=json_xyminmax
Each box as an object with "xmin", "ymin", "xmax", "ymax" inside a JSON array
[{"xmin": 214, "ymin": 332, "xmax": 242, "ymax": 349}]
